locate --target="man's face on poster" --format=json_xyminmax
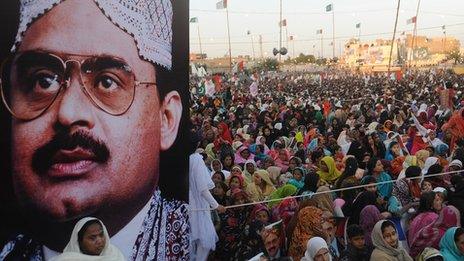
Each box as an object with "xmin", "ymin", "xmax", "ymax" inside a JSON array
[
  {"xmin": 263, "ymin": 232, "xmax": 280, "ymax": 257},
  {"xmin": 9, "ymin": 0, "xmax": 181, "ymax": 222}
]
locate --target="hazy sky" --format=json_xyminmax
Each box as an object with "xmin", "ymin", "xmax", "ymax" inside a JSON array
[{"xmin": 189, "ymin": 0, "xmax": 464, "ymax": 58}]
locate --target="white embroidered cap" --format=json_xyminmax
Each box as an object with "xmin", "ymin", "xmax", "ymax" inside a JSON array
[{"xmin": 12, "ymin": 0, "xmax": 173, "ymax": 70}]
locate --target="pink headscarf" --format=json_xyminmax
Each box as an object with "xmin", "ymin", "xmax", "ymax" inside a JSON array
[{"xmin": 409, "ymin": 205, "xmax": 461, "ymax": 258}]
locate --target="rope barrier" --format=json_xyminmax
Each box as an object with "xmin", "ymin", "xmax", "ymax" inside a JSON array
[{"xmin": 190, "ymin": 168, "xmax": 462, "ymax": 211}]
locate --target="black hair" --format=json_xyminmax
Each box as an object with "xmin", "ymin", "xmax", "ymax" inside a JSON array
[
  {"xmin": 366, "ymin": 157, "xmax": 380, "ymax": 174},
  {"xmin": 405, "ymin": 166, "xmax": 421, "ymax": 178},
  {"xmin": 77, "ymin": 219, "xmax": 103, "ymax": 246},
  {"xmin": 212, "ymin": 171, "xmax": 226, "ymax": 182},
  {"xmin": 427, "ymin": 164, "xmax": 443, "ymax": 175},
  {"xmin": 455, "ymin": 227, "xmax": 464, "ymax": 242},
  {"xmin": 418, "ymin": 192, "xmax": 436, "ymax": 214},
  {"xmin": 301, "ymin": 170, "xmax": 319, "ymax": 193},
  {"xmin": 214, "ymin": 181, "xmax": 229, "ymax": 193},
  {"xmin": 361, "ymin": 176, "xmax": 377, "ymax": 186},
  {"xmin": 380, "ymin": 220, "xmax": 396, "ymax": 234},
  {"xmin": 347, "ymin": 224, "xmax": 364, "ymax": 239}
]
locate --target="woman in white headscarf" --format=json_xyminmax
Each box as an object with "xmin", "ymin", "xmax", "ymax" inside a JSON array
[
  {"xmin": 51, "ymin": 217, "xmax": 125, "ymax": 261},
  {"xmin": 370, "ymin": 220, "xmax": 413, "ymax": 261},
  {"xmin": 301, "ymin": 237, "xmax": 332, "ymax": 261}
]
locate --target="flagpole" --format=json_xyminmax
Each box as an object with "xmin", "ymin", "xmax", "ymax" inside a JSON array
[
  {"xmin": 321, "ymin": 34, "xmax": 324, "ymax": 59},
  {"xmin": 292, "ymin": 37, "xmax": 295, "ymax": 58},
  {"xmin": 197, "ymin": 24, "xmax": 203, "ymax": 60},
  {"xmin": 226, "ymin": 5, "xmax": 232, "ymax": 73},
  {"xmin": 259, "ymin": 35, "xmax": 264, "ymax": 59},
  {"xmin": 332, "ymin": 4, "xmax": 335, "ymax": 58},
  {"xmin": 358, "ymin": 25, "xmax": 361, "ymax": 42},
  {"xmin": 250, "ymin": 33, "xmax": 255, "ymax": 60},
  {"xmin": 279, "ymin": 0, "xmax": 282, "ymax": 62},
  {"xmin": 410, "ymin": 0, "xmax": 421, "ymax": 69},
  {"xmin": 388, "ymin": 0, "xmax": 401, "ymax": 75}
]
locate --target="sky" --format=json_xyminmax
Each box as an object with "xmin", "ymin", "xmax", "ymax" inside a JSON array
[{"xmin": 189, "ymin": 0, "xmax": 464, "ymax": 58}]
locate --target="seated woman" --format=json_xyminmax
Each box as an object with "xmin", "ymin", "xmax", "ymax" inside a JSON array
[
  {"xmin": 51, "ymin": 217, "xmax": 124, "ymax": 261},
  {"xmin": 370, "ymin": 220, "xmax": 413, "ymax": 261},
  {"xmin": 440, "ymin": 227, "xmax": 464, "ymax": 261},
  {"xmin": 409, "ymin": 205, "xmax": 461, "ymax": 258}
]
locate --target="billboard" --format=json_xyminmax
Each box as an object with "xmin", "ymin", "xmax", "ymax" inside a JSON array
[{"xmin": 0, "ymin": 0, "xmax": 190, "ymax": 260}]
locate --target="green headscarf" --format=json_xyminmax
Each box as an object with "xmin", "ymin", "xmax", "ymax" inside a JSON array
[
  {"xmin": 316, "ymin": 156, "xmax": 342, "ymax": 184},
  {"xmin": 268, "ymin": 184, "xmax": 297, "ymax": 208}
]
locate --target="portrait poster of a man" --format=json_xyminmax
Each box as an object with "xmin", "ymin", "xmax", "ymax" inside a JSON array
[{"xmin": 0, "ymin": 0, "xmax": 190, "ymax": 260}]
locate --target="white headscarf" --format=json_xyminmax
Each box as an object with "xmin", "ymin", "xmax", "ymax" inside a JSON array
[
  {"xmin": 51, "ymin": 217, "xmax": 125, "ymax": 261},
  {"xmin": 301, "ymin": 237, "xmax": 332, "ymax": 261}
]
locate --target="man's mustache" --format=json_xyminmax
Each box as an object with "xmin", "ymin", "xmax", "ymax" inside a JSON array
[{"xmin": 32, "ymin": 130, "xmax": 110, "ymax": 174}]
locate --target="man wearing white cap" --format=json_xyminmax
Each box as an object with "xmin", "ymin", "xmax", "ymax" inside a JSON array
[{"xmin": 0, "ymin": 0, "xmax": 188, "ymax": 260}]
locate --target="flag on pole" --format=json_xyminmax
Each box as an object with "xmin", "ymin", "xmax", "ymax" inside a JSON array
[
  {"xmin": 316, "ymin": 29, "xmax": 323, "ymax": 34},
  {"xmin": 401, "ymin": 31, "xmax": 405, "ymax": 36},
  {"xmin": 330, "ymin": 41, "xmax": 333, "ymax": 46},
  {"xmin": 197, "ymin": 81, "xmax": 205, "ymax": 96},
  {"xmin": 247, "ymin": 30, "xmax": 251, "ymax": 35},
  {"xmin": 289, "ymin": 35, "xmax": 294, "ymax": 41},
  {"xmin": 325, "ymin": 4, "xmax": 333, "ymax": 12},
  {"xmin": 442, "ymin": 25, "xmax": 446, "ymax": 30},
  {"xmin": 216, "ymin": 0, "xmax": 227, "ymax": 9},
  {"xmin": 406, "ymin": 16, "xmax": 417, "ymax": 25},
  {"xmin": 189, "ymin": 17, "xmax": 198, "ymax": 23},
  {"xmin": 356, "ymin": 23, "xmax": 361, "ymax": 29},
  {"xmin": 279, "ymin": 19, "xmax": 287, "ymax": 27}
]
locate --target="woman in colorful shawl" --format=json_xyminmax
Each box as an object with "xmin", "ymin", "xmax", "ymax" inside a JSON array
[
  {"xmin": 360, "ymin": 205, "xmax": 382, "ymax": 247},
  {"xmin": 242, "ymin": 159, "xmax": 257, "ymax": 184},
  {"xmin": 226, "ymin": 174, "xmax": 245, "ymax": 197},
  {"xmin": 275, "ymin": 148, "xmax": 291, "ymax": 173},
  {"xmin": 234, "ymin": 146, "xmax": 255, "ymax": 166},
  {"xmin": 441, "ymin": 108, "xmax": 464, "ymax": 151},
  {"xmin": 365, "ymin": 157, "xmax": 393, "ymax": 199},
  {"xmin": 215, "ymin": 189, "xmax": 252, "ymax": 261},
  {"xmin": 409, "ymin": 205, "xmax": 461, "ymax": 258},
  {"xmin": 287, "ymin": 167, "xmax": 305, "ymax": 190},
  {"xmin": 249, "ymin": 143, "xmax": 267, "ymax": 164},
  {"xmin": 288, "ymin": 206, "xmax": 328, "ymax": 261},
  {"xmin": 440, "ymin": 227, "xmax": 464, "ymax": 261},
  {"xmin": 215, "ymin": 122, "xmax": 233, "ymax": 147},
  {"xmin": 286, "ymin": 199, "xmax": 319, "ymax": 248},
  {"xmin": 246, "ymin": 170, "xmax": 276, "ymax": 202},
  {"xmin": 317, "ymin": 156, "xmax": 342, "ymax": 184},
  {"xmin": 393, "ymin": 166, "xmax": 422, "ymax": 207},
  {"xmin": 415, "ymin": 150, "xmax": 430, "ymax": 169},
  {"xmin": 272, "ymin": 197, "xmax": 299, "ymax": 228},
  {"xmin": 268, "ymin": 184, "xmax": 298, "ymax": 209},
  {"xmin": 408, "ymin": 192, "xmax": 440, "ymax": 244},
  {"xmin": 248, "ymin": 204, "xmax": 271, "ymax": 226},
  {"xmin": 255, "ymin": 136, "xmax": 270, "ymax": 154},
  {"xmin": 370, "ymin": 220, "xmax": 413, "ymax": 261}
]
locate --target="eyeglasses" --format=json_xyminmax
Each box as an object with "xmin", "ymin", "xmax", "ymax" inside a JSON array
[{"xmin": 1, "ymin": 50, "xmax": 156, "ymax": 121}]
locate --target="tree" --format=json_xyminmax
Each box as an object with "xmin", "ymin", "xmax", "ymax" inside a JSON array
[
  {"xmin": 294, "ymin": 53, "xmax": 316, "ymax": 64},
  {"xmin": 253, "ymin": 58, "xmax": 280, "ymax": 71},
  {"xmin": 448, "ymin": 49, "xmax": 462, "ymax": 64}
]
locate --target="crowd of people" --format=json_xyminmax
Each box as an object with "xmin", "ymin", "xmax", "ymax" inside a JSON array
[{"xmin": 189, "ymin": 67, "xmax": 464, "ymax": 261}]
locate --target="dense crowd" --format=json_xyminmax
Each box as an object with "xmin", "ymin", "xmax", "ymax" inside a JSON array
[{"xmin": 189, "ymin": 67, "xmax": 464, "ymax": 261}]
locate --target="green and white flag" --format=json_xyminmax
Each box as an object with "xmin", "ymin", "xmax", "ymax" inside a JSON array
[
  {"xmin": 189, "ymin": 17, "xmax": 198, "ymax": 23},
  {"xmin": 325, "ymin": 4, "xmax": 333, "ymax": 12},
  {"xmin": 197, "ymin": 81, "xmax": 205, "ymax": 96}
]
